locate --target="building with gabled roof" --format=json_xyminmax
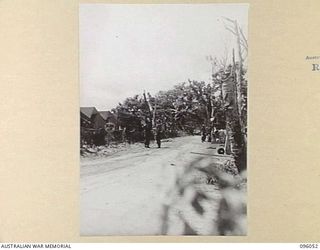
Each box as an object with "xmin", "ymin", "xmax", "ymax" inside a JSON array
[
  {"xmin": 99, "ymin": 111, "xmax": 117, "ymax": 123},
  {"xmin": 80, "ymin": 107, "xmax": 106, "ymax": 129}
]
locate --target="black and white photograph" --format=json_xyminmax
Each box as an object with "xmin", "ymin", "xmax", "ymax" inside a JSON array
[{"xmin": 80, "ymin": 4, "xmax": 248, "ymax": 236}]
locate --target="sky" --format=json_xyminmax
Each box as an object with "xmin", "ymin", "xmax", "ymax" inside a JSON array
[{"xmin": 80, "ymin": 4, "xmax": 248, "ymax": 111}]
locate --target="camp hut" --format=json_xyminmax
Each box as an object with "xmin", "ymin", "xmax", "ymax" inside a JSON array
[
  {"xmin": 80, "ymin": 107, "xmax": 106, "ymax": 146},
  {"xmin": 80, "ymin": 107, "xmax": 106, "ymax": 129},
  {"xmin": 99, "ymin": 111, "xmax": 118, "ymax": 130}
]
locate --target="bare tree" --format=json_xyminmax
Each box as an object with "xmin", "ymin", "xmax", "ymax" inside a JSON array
[{"xmin": 220, "ymin": 17, "xmax": 248, "ymax": 172}]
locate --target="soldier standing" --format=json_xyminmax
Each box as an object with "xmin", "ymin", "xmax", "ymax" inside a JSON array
[
  {"xmin": 201, "ymin": 125, "xmax": 206, "ymax": 143},
  {"xmin": 144, "ymin": 118, "xmax": 152, "ymax": 148}
]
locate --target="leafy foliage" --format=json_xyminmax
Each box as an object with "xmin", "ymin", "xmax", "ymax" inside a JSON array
[{"xmin": 114, "ymin": 80, "xmax": 227, "ymax": 139}]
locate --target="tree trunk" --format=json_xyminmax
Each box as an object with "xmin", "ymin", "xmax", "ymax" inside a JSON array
[{"xmin": 221, "ymin": 70, "xmax": 246, "ymax": 173}]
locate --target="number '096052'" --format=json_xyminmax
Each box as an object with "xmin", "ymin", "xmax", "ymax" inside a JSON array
[{"xmin": 300, "ymin": 244, "xmax": 318, "ymax": 248}]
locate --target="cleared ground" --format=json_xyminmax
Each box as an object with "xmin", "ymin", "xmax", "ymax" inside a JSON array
[{"xmin": 80, "ymin": 136, "xmax": 230, "ymax": 236}]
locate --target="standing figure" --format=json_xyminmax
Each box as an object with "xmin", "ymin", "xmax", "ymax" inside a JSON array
[
  {"xmin": 144, "ymin": 118, "xmax": 152, "ymax": 148},
  {"xmin": 212, "ymin": 126, "xmax": 217, "ymax": 142},
  {"xmin": 207, "ymin": 126, "xmax": 212, "ymax": 142},
  {"xmin": 201, "ymin": 125, "xmax": 206, "ymax": 143}
]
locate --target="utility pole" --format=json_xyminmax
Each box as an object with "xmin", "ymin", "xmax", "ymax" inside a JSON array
[{"xmin": 143, "ymin": 90, "xmax": 152, "ymax": 121}]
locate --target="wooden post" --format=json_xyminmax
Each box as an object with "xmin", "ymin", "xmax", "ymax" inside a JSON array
[{"xmin": 143, "ymin": 90, "xmax": 153, "ymax": 121}]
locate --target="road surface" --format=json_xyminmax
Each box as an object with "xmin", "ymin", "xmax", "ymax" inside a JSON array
[{"xmin": 80, "ymin": 136, "xmax": 228, "ymax": 235}]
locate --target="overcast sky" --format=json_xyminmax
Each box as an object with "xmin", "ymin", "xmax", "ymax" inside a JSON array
[{"xmin": 80, "ymin": 4, "xmax": 248, "ymax": 111}]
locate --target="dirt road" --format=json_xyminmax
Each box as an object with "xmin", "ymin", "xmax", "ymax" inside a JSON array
[{"xmin": 80, "ymin": 136, "xmax": 228, "ymax": 236}]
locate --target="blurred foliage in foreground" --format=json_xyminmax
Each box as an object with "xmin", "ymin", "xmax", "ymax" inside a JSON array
[{"xmin": 161, "ymin": 157, "xmax": 247, "ymax": 235}]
